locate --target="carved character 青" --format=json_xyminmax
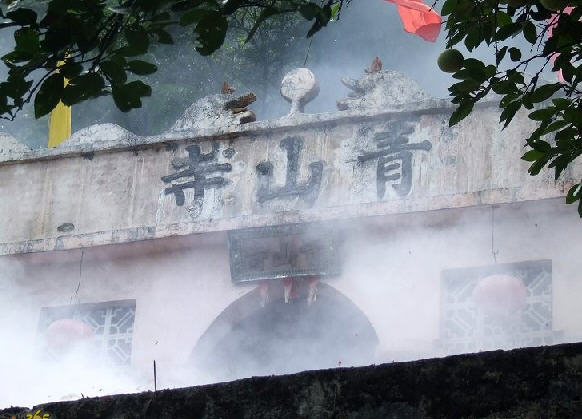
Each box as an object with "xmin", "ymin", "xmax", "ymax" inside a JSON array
[{"xmin": 358, "ymin": 120, "xmax": 431, "ymax": 199}]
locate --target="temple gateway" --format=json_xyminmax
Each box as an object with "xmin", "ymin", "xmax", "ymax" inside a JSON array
[{"xmin": 1, "ymin": 67, "xmax": 581, "ymax": 403}]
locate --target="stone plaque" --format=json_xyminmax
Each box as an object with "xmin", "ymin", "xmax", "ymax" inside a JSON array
[{"xmin": 227, "ymin": 223, "xmax": 342, "ymax": 284}]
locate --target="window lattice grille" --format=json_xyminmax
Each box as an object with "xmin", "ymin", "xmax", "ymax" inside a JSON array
[
  {"xmin": 440, "ymin": 260, "xmax": 556, "ymax": 354},
  {"xmin": 38, "ymin": 299, "xmax": 136, "ymax": 365}
]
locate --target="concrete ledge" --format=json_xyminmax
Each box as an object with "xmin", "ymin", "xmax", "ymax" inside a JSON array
[{"xmin": 3, "ymin": 342, "xmax": 582, "ymax": 418}]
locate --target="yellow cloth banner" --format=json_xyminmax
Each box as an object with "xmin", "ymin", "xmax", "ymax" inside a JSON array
[{"xmin": 48, "ymin": 60, "xmax": 71, "ymax": 148}]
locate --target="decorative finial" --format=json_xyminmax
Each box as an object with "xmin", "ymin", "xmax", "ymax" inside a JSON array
[{"xmin": 280, "ymin": 68, "xmax": 319, "ymax": 115}]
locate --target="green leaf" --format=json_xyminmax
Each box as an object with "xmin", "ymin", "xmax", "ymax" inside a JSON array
[
  {"xmin": 522, "ymin": 21, "xmax": 537, "ymax": 44},
  {"xmin": 500, "ymin": 100, "xmax": 521, "ymax": 127},
  {"xmin": 496, "ymin": 11, "xmax": 511, "ymax": 27},
  {"xmin": 100, "ymin": 60, "xmax": 127, "ymax": 84},
  {"xmin": 541, "ymin": 119, "xmax": 568, "ymax": 135},
  {"xmin": 552, "ymin": 98, "xmax": 570, "ymax": 110},
  {"xmin": 521, "ymin": 149, "xmax": 545, "ymax": 162},
  {"xmin": 494, "ymin": 22, "xmax": 521, "ymax": 41},
  {"xmin": 440, "ymin": 0, "xmax": 457, "ymax": 16},
  {"xmin": 566, "ymin": 183, "xmax": 581, "ymax": 204},
  {"xmin": 330, "ymin": 2, "xmax": 340, "ymax": 20},
  {"xmin": 528, "ymin": 107, "xmax": 555, "ymax": 121},
  {"xmin": 529, "ymin": 83, "xmax": 561, "ymax": 103},
  {"xmin": 14, "ymin": 27, "xmax": 40, "ymax": 56},
  {"xmin": 153, "ymin": 28, "xmax": 173, "ymax": 44},
  {"xmin": 449, "ymin": 100, "xmax": 474, "ymax": 126},
  {"xmin": 6, "ymin": 8, "xmax": 37, "ymax": 25},
  {"xmin": 127, "ymin": 60, "xmax": 157, "ymax": 75},
  {"xmin": 492, "ymin": 79, "xmax": 516, "ymax": 95},
  {"xmin": 62, "ymin": 73, "xmax": 105, "ymax": 105},
  {"xmin": 508, "ymin": 47, "xmax": 521, "ymax": 61},
  {"xmin": 299, "ymin": 3, "xmax": 321, "ymax": 20},
  {"xmin": 112, "ymin": 80, "xmax": 152, "ymax": 112},
  {"xmin": 563, "ymin": 108, "xmax": 582, "ymax": 127},
  {"xmin": 180, "ymin": 8, "xmax": 210, "ymax": 26},
  {"xmin": 550, "ymin": 154, "xmax": 572, "ymax": 179},
  {"xmin": 496, "ymin": 46, "xmax": 508, "ymax": 65},
  {"xmin": 194, "ymin": 12, "xmax": 227, "ymax": 55},
  {"xmin": 2, "ymin": 72, "xmax": 33, "ymax": 101},
  {"xmin": 530, "ymin": 140, "xmax": 551, "ymax": 152},
  {"xmin": 464, "ymin": 26, "xmax": 483, "ymax": 51},
  {"xmin": 34, "ymin": 73, "xmax": 64, "ymax": 118},
  {"xmin": 528, "ymin": 154, "xmax": 550, "ymax": 175},
  {"xmin": 450, "ymin": 78, "xmax": 481, "ymax": 94},
  {"xmin": 462, "ymin": 58, "xmax": 487, "ymax": 81},
  {"xmin": 60, "ymin": 61, "xmax": 83, "ymax": 79},
  {"xmin": 124, "ymin": 28, "xmax": 149, "ymax": 55}
]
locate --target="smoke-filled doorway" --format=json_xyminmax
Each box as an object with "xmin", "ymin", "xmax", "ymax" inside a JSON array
[{"xmin": 191, "ymin": 282, "xmax": 378, "ymax": 381}]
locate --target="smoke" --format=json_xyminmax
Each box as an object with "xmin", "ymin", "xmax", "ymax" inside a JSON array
[
  {"xmin": 0, "ymin": 0, "xmax": 580, "ymax": 410},
  {"xmin": 2, "ymin": 200, "xmax": 581, "ymax": 409}
]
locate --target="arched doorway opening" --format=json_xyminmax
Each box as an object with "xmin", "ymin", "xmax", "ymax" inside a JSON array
[{"xmin": 190, "ymin": 281, "xmax": 378, "ymax": 381}]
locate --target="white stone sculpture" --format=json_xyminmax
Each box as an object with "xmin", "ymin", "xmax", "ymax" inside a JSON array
[
  {"xmin": 337, "ymin": 69, "xmax": 432, "ymax": 111},
  {"xmin": 280, "ymin": 68, "xmax": 319, "ymax": 115},
  {"xmin": 171, "ymin": 92, "xmax": 256, "ymax": 131}
]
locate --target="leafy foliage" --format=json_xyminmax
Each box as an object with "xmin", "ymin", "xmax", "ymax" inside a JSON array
[
  {"xmin": 0, "ymin": 0, "xmax": 345, "ymax": 120},
  {"xmin": 442, "ymin": 0, "xmax": 582, "ymax": 215}
]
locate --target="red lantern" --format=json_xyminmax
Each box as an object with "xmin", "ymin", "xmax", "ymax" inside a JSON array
[
  {"xmin": 45, "ymin": 318, "xmax": 94, "ymax": 350},
  {"xmin": 472, "ymin": 274, "xmax": 527, "ymax": 316}
]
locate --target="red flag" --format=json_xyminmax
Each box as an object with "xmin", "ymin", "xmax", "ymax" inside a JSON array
[{"xmin": 384, "ymin": 0, "xmax": 442, "ymax": 42}]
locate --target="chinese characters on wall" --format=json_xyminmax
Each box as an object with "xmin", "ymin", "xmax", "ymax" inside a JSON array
[
  {"xmin": 256, "ymin": 136, "xmax": 323, "ymax": 206},
  {"xmin": 358, "ymin": 120, "xmax": 432, "ymax": 199},
  {"xmin": 162, "ymin": 143, "xmax": 232, "ymax": 216},
  {"xmin": 161, "ymin": 118, "xmax": 432, "ymax": 213}
]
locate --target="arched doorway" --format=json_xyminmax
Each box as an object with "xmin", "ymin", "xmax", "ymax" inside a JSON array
[{"xmin": 190, "ymin": 282, "xmax": 378, "ymax": 381}]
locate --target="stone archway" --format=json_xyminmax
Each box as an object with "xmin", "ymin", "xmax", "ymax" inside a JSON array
[{"xmin": 190, "ymin": 282, "xmax": 378, "ymax": 381}]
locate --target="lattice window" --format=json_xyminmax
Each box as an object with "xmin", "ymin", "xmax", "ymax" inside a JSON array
[
  {"xmin": 440, "ymin": 260, "xmax": 558, "ymax": 355},
  {"xmin": 38, "ymin": 299, "xmax": 136, "ymax": 365}
]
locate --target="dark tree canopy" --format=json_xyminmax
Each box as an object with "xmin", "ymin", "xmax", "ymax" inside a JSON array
[{"xmin": 0, "ymin": 0, "xmax": 344, "ymax": 118}]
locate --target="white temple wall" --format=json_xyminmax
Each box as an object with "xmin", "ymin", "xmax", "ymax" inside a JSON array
[{"xmin": 2, "ymin": 197, "xmax": 581, "ymax": 382}]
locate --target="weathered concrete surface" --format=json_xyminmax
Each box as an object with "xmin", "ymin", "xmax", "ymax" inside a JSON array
[
  {"xmin": 3, "ymin": 342, "xmax": 582, "ymax": 418},
  {"xmin": 1, "ymin": 70, "xmax": 580, "ymax": 256},
  {"xmin": 337, "ymin": 70, "xmax": 432, "ymax": 111}
]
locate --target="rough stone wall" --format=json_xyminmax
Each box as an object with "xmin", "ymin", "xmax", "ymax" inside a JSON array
[{"xmin": 3, "ymin": 342, "xmax": 582, "ymax": 418}]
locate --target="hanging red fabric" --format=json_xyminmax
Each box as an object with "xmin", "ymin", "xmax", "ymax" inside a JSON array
[
  {"xmin": 384, "ymin": 0, "xmax": 442, "ymax": 42},
  {"xmin": 547, "ymin": 7, "xmax": 574, "ymax": 83}
]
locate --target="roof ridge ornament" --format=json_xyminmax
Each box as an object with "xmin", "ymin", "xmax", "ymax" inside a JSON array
[
  {"xmin": 280, "ymin": 68, "xmax": 319, "ymax": 116},
  {"xmin": 336, "ymin": 65, "xmax": 432, "ymax": 112}
]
